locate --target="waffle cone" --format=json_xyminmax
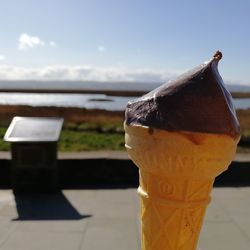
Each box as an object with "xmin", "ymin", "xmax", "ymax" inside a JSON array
[{"xmin": 124, "ymin": 124, "xmax": 239, "ymax": 250}]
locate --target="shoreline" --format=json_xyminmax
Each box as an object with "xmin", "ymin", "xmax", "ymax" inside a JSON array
[
  {"xmin": 0, "ymin": 105, "xmax": 124, "ymax": 125},
  {"xmin": 0, "ymin": 88, "xmax": 145, "ymax": 97},
  {"xmin": 0, "ymin": 104, "xmax": 249, "ymax": 152},
  {"xmin": 0, "ymin": 104, "xmax": 249, "ymax": 124},
  {"xmin": 0, "ymin": 88, "xmax": 250, "ymax": 98}
]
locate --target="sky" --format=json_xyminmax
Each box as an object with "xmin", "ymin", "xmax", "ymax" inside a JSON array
[{"xmin": 0, "ymin": 0, "xmax": 250, "ymax": 85}]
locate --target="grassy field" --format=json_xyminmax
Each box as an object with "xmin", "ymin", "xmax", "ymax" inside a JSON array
[
  {"xmin": 0, "ymin": 120, "xmax": 125, "ymax": 152},
  {"xmin": 0, "ymin": 106, "xmax": 249, "ymax": 153},
  {"xmin": 59, "ymin": 122, "xmax": 124, "ymax": 151}
]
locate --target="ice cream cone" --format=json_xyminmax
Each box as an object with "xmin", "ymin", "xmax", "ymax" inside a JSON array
[
  {"xmin": 124, "ymin": 51, "xmax": 241, "ymax": 249},
  {"xmin": 125, "ymin": 124, "xmax": 239, "ymax": 250}
]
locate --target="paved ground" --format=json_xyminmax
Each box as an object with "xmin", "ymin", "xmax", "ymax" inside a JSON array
[{"xmin": 0, "ymin": 187, "xmax": 250, "ymax": 250}]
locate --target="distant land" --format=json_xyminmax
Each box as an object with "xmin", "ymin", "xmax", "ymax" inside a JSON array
[
  {"xmin": 227, "ymin": 84, "xmax": 250, "ymax": 93},
  {"xmin": 0, "ymin": 80, "xmax": 249, "ymax": 97}
]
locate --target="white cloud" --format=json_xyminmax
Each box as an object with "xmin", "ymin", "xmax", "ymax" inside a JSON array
[
  {"xmin": 18, "ymin": 33, "xmax": 46, "ymax": 50},
  {"xmin": 0, "ymin": 55, "xmax": 5, "ymax": 61},
  {"xmin": 49, "ymin": 41, "xmax": 56, "ymax": 47},
  {"xmin": 0, "ymin": 65, "xmax": 176, "ymax": 82},
  {"xmin": 97, "ymin": 45, "xmax": 106, "ymax": 52},
  {"xmin": 0, "ymin": 64, "xmax": 246, "ymax": 86}
]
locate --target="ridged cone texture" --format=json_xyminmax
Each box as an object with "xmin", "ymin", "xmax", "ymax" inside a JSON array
[{"xmin": 124, "ymin": 124, "xmax": 239, "ymax": 250}]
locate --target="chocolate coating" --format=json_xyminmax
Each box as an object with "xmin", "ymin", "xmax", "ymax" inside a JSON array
[{"xmin": 125, "ymin": 52, "xmax": 240, "ymax": 139}]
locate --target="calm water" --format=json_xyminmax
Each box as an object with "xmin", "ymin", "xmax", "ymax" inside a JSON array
[
  {"xmin": 0, "ymin": 92, "xmax": 248, "ymax": 111},
  {"xmin": 233, "ymin": 98, "xmax": 250, "ymax": 110},
  {"xmin": 0, "ymin": 93, "xmax": 130, "ymax": 111}
]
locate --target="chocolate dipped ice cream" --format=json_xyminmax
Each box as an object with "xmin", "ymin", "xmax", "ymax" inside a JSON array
[{"xmin": 125, "ymin": 51, "xmax": 240, "ymax": 139}]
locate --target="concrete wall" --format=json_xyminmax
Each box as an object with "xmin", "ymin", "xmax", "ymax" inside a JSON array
[{"xmin": 0, "ymin": 159, "xmax": 249, "ymax": 189}]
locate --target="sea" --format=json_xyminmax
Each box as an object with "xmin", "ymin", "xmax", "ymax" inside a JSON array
[{"xmin": 0, "ymin": 81, "xmax": 249, "ymax": 111}]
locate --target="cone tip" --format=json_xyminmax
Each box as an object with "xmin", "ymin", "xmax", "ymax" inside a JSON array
[{"xmin": 213, "ymin": 50, "xmax": 222, "ymax": 61}]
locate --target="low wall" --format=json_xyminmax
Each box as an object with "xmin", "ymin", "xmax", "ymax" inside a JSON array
[{"xmin": 0, "ymin": 159, "xmax": 249, "ymax": 189}]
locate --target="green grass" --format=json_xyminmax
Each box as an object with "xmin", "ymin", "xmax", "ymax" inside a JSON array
[
  {"xmin": 0, "ymin": 127, "xmax": 10, "ymax": 151},
  {"xmin": 241, "ymin": 128, "xmax": 250, "ymax": 137},
  {"xmin": 64, "ymin": 121, "xmax": 124, "ymax": 133},
  {"xmin": 59, "ymin": 130, "xmax": 125, "ymax": 151},
  {"xmin": 0, "ymin": 124, "xmax": 125, "ymax": 152},
  {"xmin": 0, "ymin": 121, "xmax": 249, "ymax": 153},
  {"xmin": 59, "ymin": 121, "xmax": 125, "ymax": 151}
]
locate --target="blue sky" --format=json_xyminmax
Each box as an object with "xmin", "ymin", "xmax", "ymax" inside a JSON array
[{"xmin": 0, "ymin": 0, "xmax": 250, "ymax": 84}]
